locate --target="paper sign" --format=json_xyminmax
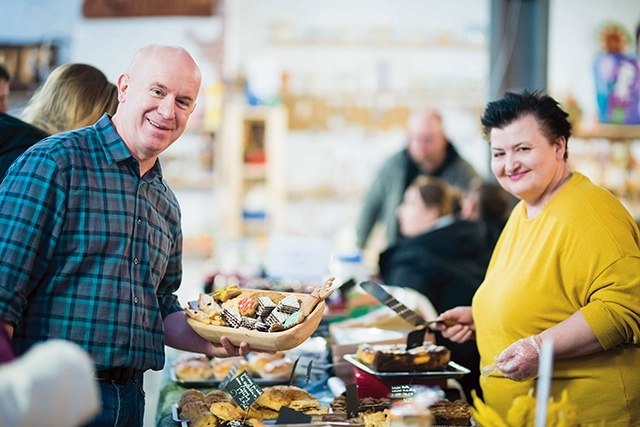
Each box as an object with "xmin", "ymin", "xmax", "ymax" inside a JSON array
[
  {"xmin": 390, "ymin": 384, "xmax": 418, "ymax": 403},
  {"xmin": 224, "ymin": 370, "xmax": 263, "ymax": 410},
  {"xmin": 275, "ymin": 406, "xmax": 312, "ymax": 424},
  {"xmin": 219, "ymin": 365, "xmax": 238, "ymax": 390},
  {"xmin": 265, "ymin": 234, "xmax": 331, "ymax": 282}
]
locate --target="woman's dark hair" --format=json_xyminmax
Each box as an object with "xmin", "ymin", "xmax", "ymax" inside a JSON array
[
  {"xmin": 412, "ymin": 175, "xmax": 459, "ymax": 217},
  {"xmin": 465, "ymin": 178, "xmax": 511, "ymax": 222},
  {"xmin": 480, "ymin": 90, "xmax": 572, "ymax": 160}
]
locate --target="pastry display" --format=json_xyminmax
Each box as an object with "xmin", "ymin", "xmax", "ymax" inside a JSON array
[
  {"xmin": 355, "ymin": 341, "xmax": 451, "ymax": 372},
  {"xmin": 254, "ymin": 385, "xmax": 319, "ymax": 412},
  {"xmin": 260, "ymin": 358, "xmax": 295, "ymax": 381}
]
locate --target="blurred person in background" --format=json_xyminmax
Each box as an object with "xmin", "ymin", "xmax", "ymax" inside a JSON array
[
  {"xmin": 0, "ymin": 63, "xmax": 119, "ymax": 182},
  {"xmin": 356, "ymin": 108, "xmax": 479, "ymax": 250},
  {"xmin": 459, "ymin": 178, "xmax": 512, "ymax": 253},
  {"xmin": 437, "ymin": 91, "xmax": 640, "ymax": 425},
  {"xmin": 0, "ymin": 63, "xmax": 9, "ymax": 114},
  {"xmin": 377, "ymin": 175, "xmax": 489, "ymax": 399}
]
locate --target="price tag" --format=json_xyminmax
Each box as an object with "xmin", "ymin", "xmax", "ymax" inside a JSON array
[
  {"xmin": 276, "ymin": 406, "xmax": 312, "ymax": 424},
  {"xmin": 390, "ymin": 384, "xmax": 420, "ymax": 405},
  {"xmin": 224, "ymin": 370, "xmax": 263, "ymax": 410}
]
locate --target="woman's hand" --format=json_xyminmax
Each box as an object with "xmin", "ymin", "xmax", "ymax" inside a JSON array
[
  {"xmin": 434, "ymin": 306, "xmax": 475, "ymax": 343},
  {"xmin": 494, "ymin": 335, "xmax": 541, "ymax": 381}
]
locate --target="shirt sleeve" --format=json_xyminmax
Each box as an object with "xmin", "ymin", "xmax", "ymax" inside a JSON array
[
  {"xmin": 155, "ymin": 217, "xmax": 183, "ymax": 319},
  {"xmin": 0, "ymin": 150, "xmax": 66, "ymax": 325}
]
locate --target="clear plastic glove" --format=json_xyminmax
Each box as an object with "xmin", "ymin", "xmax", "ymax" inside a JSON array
[{"xmin": 494, "ymin": 335, "xmax": 541, "ymax": 381}]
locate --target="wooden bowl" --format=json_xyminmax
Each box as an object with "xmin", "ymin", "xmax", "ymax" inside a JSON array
[{"xmin": 185, "ymin": 290, "xmax": 325, "ymax": 352}]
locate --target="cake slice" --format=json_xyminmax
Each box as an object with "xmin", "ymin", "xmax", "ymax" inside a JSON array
[{"xmin": 356, "ymin": 342, "xmax": 450, "ymax": 372}]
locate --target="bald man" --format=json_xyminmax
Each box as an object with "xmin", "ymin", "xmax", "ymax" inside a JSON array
[
  {"xmin": 0, "ymin": 45, "xmax": 248, "ymax": 426},
  {"xmin": 356, "ymin": 108, "xmax": 479, "ymax": 249}
]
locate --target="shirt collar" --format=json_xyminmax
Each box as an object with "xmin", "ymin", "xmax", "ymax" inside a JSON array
[{"xmin": 93, "ymin": 113, "xmax": 165, "ymax": 183}]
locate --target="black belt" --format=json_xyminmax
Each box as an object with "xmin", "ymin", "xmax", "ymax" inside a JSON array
[{"xmin": 95, "ymin": 367, "xmax": 141, "ymax": 383}]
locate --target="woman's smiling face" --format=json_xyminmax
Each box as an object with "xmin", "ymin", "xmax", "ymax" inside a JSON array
[{"xmin": 490, "ymin": 114, "xmax": 566, "ymax": 206}]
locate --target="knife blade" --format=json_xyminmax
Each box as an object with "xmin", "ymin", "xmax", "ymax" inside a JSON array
[{"xmin": 359, "ymin": 280, "xmax": 427, "ymax": 327}]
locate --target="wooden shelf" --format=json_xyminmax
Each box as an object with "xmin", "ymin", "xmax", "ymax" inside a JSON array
[{"xmin": 573, "ymin": 124, "xmax": 640, "ymax": 140}]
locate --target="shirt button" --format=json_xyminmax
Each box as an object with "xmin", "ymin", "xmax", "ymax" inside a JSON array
[
  {"xmin": 134, "ymin": 296, "xmax": 139, "ymax": 304},
  {"xmin": 133, "ymin": 258, "xmax": 139, "ymax": 265},
  {"xmin": 137, "ymin": 219, "xmax": 142, "ymax": 226}
]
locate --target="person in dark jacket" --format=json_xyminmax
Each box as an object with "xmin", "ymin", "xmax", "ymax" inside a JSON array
[{"xmin": 378, "ymin": 175, "xmax": 490, "ymax": 399}]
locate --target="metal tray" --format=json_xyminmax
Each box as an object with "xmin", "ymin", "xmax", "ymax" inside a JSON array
[
  {"xmin": 170, "ymin": 367, "xmax": 288, "ymax": 387},
  {"xmin": 343, "ymin": 354, "xmax": 470, "ymax": 379}
]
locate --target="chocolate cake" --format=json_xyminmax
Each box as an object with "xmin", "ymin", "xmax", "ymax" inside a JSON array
[
  {"xmin": 356, "ymin": 342, "xmax": 450, "ymax": 372},
  {"xmin": 430, "ymin": 400, "xmax": 472, "ymax": 426}
]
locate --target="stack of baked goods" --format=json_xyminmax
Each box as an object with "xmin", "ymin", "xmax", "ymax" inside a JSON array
[
  {"xmin": 248, "ymin": 385, "xmax": 328, "ymax": 420},
  {"xmin": 184, "ymin": 278, "xmax": 334, "ymax": 333},
  {"xmin": 329, "ymin": 394, "xmax": 471, "ymax": 426},
  {"xmin": 175, "ymin": 385, "xmax": 327, "ymax": 425},
  {"xmin": 355, "ymin": 341, "xmax": 451, "ymax": 372}
]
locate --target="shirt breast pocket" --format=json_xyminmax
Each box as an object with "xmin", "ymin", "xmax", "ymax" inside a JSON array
[{"xmin": 147, "ymin": 224, "xmax": 173, "ymax": 286}]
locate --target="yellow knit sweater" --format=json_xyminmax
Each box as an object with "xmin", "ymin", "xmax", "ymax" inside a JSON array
[{"xmin": 473, "ymin": 172, "xmax": 640, "ymax": 426}]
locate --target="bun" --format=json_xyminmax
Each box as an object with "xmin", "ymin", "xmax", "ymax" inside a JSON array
[
  {"xmin": 176, "ymin": 359, "xmax": 213, "ymax": 381},
  {"xmin": 247, "ymin": 352, "xmax": 284, "ymax": 375},
  {"xmin": 260, "ymin": 358, "xmax": 294, "ymax": 381},
  {"xmin": 213, "ymin": 357, "xmax": 248, "ymax": 381}
]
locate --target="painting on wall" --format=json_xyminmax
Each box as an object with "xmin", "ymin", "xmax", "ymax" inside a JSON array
[
  {"xmin": 82, "ymin": 0, "xmax": 219, "ymax": 18},
  {"xmin": 594, "ymin": 22, "xmax": 640, "ymax": 125}
]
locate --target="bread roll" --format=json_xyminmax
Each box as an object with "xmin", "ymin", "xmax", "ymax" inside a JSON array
[
  {"xmin": 260, "ymin": 358, "xmax": 294, "ymax": 381},
  {"xmin": 247, "ymin": 352, "xmax": 284, "ymax": 375},
  {"xmin": 212, "ymin": 357, "xmax": 248, "ymax": 381}
]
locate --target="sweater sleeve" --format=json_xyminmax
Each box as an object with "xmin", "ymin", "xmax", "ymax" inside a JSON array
[{"xmin": 580, "ymin": 256, "xmax": 640, "ymax": 349}]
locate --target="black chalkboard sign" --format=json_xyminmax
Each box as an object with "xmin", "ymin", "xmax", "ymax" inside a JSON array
[
  {"xmin": 219, "ymin": 365, "xmax": 238, "ymax": 390},
  {"xmin": 275, "ymin": 406, "xmax": 312, "ymax": 424},
  {"xmin": 224, "ymin": 370, "xmax": 264, "ymax": 410}
]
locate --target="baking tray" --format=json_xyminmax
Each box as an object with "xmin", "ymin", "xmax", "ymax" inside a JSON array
[
  {"xmin": 343, "ymin": 354, "xmax": 470, "ymax": 379},
  {"xmin": 170, "ymin": 367, "xmax": 288, "ymax": 387}
]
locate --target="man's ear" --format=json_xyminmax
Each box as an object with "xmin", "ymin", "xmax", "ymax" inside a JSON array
[{"xmin": 116, "ymin": 74, "xmax": 129, "ymax": 103}]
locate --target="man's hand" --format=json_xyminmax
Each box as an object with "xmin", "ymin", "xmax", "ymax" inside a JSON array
[{"xmin": 211, "ymin": 336, "xmax": 250, "ymax": 358}]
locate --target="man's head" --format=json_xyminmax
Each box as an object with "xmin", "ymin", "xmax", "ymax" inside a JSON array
[
  {"xmin": 406, "ymin": 108, "xmax": 448, "ymax": 172},
  {"xmin": 0, "ymin": 63, "xmax": 10, "ymax": 114},
  {"xmin": 112, "ymin": 44, "xmax": 202, "ymax": 174}
]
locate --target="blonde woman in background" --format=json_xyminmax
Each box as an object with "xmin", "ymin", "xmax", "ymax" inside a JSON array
[{"xmin": 0, "ymin": 63, "xmax": 118, "ymax": 182}]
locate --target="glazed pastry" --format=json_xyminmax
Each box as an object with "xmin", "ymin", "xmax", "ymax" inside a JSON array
[
  {"xmin": 254, "ymin": 385, "xmax": 316, "ymax": 412},
  {"xmin": 209, "ymin": 401, "xmax": 244, "ymax": 421},
  {"xmin": 191, "ymin": 412, "xmax": 219, "ymax": 427},
  {"xmin": 179, "ymin": 400, "xmax": 210, "ymax": 420},
  {"xmin": 212, "ymin": 285, "xmax": 242, "ymax": 303},
  {"xmin": 260, "ymin": 358, "xmax": 294, "ymax": 381},
  {"xmin": 203, "ymin": 390, "xmax": 230, "ymax": 406},
  {"xmin": 175, "ymin": 359, "xmax": 213, "ymax": 381},
  {"xmin": 247, "ymin": 352, "xmax": 284, "ymax": 375},
  {"xmin": 283, "ymin": 311, "xmax": 304, "ymax": 329},
  {"xmin": 178, "ymin": 389, "xmax": 206, "ymax": 408},
  {"xmin": 212, "ymin": 357, "xmax": 248, "ymax": 381},
  {"xmin": 237, "ymin": 297, "xmax": 259, "ymax": 317}
]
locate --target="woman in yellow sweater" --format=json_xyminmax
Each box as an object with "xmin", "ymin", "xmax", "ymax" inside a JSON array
[{"xmin": 436, "ymin": 91, "xmax": 640, "ymax": 425}]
